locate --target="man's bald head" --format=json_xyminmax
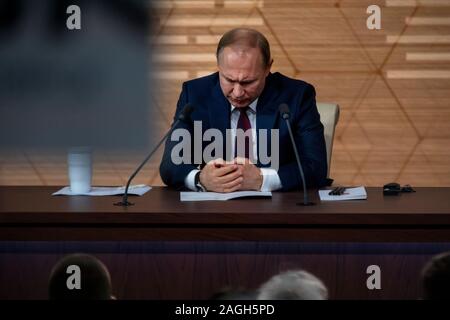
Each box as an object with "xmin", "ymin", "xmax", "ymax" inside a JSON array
[{"xmin": 216, "ymin": 28, "xmax": 272, "ymax": 68}]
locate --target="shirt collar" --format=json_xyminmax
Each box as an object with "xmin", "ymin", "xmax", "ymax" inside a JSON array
[{"xmin": 230, "ymin": 98, "xmax": 258, "ymax": 114}]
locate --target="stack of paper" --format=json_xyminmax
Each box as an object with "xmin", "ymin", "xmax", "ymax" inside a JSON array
[
  {"xmin": 52, "ymin": 185, "xmax": 151, "ymax": 196},
  {"xmin": 180, "ymin": 191, "xmax": 272, "ymax": 201},
  {"xmin": 318, "ymin": 186, "xmax": 367, "ymax": 201}
]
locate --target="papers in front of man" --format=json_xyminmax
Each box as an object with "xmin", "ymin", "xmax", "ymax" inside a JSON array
[
  {"xmin": 52, "ymin": 185, "xmax": 151, "ymax": 196},
  {"xmin": 180, "ymin": 191, "xmax": 272, "ymax": 201},
  {"xmin": 318, "ymin": 186, "xmax": 367, "ymax": 201}
]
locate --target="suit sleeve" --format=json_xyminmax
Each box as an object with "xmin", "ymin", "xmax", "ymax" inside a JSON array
[
  {"xmin": 159, "ymin": 82, "xmax": 198, "ymax": 189},
  {"xmin": 277, "ymin": 84, "xmax": 328, "ymax": 191}
]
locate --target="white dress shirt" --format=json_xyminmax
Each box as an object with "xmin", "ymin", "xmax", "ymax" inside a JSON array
[{"xmin": 184, "ymin": 98, "xmax": 282, "ymax": 191}]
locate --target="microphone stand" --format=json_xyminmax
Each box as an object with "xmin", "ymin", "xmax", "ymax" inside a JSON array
[
  {"xmin": 280, "ymin": 105, "xmax": 315, "ymax": 206},
  {"xmin": 115, "ymin": 105, "xmax": 192, "ymax": 206}
]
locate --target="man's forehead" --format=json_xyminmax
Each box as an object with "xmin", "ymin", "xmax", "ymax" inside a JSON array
[
  {"xmin": 219, "ymin": 46, "xmax": 262, "ymax": 65},
  {"xmin": 219, "ymin": 62, "xmax": 262, "ymax": 80}
]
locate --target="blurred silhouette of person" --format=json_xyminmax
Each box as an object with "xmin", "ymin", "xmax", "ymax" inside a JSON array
[
  {"xmin": 0, "ymin": 0, "xmax": 153, "ymax": 150},
  {"xmin": 48, "ymin": 253, "xmax": 115, "ymax": 300},
  {"xmin": 257, "ymin": 269, "xmax": 328, "ymax": 300},
  {"xmin": 0, "ymin": 0, "xmax": 148, "ymax": 38},
  {"xmin": 421, "ymin": 251, "xmax": 450, "ymax": 300}
]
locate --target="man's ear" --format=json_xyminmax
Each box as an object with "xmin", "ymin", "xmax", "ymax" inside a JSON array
[{"xmin": 266, "ymin": 59, "xmax": 273, "ymax": 75}]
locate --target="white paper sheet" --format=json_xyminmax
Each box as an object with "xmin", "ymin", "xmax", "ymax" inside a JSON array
[
  {"xmin": 180, "ymin": 191, "xmax": 272, "ymax": 201},
  {"xmin": 318, "ymin": 186, "xmax": 367, "ymax": 201},
  {"xmin": 52, "ymin": 184, "xmax": 151, "ymax": 196}
]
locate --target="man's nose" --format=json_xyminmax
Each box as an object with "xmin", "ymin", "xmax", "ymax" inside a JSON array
[{"xmin": 232, "ymin": 83, "xmax": 244, "ymax": 98}]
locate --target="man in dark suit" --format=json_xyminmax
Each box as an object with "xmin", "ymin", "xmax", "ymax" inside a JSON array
[{"xmin": 160, "ymin": 28, "xmax": 327, "ymax": 192}]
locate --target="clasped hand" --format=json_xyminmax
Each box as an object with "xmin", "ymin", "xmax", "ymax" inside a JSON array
[{"xmin": 198, "ymin": 157, "xmax": 262, "ymax": 193}]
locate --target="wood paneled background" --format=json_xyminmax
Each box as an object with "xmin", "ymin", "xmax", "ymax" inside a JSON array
[{"xmin": 1, "ymin": 0, "xmax": 449, "ymax": 187}]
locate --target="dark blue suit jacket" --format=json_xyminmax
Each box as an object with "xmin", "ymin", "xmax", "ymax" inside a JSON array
[{"xmin": 159, "ymin": 72, "xmax": 327, "ymax": 191}]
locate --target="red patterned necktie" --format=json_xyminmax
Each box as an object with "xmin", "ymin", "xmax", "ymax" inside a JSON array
[{"xmin": 235, "ymin": 107, "xmax": 252, "ymax": 159}]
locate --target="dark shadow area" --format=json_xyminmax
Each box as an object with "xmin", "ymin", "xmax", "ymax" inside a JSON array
[{"xmin": 0, "ymin": 0, "xmax": 156, "ymax": 150}]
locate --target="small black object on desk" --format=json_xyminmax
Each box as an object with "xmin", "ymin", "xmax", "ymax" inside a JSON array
[
  {"xmin": 383, "ymin": 182, "xmax": 416, "ymax": 196},
  {"xmin": 329, "ymin": 187, "xmax": 346, "ymax": 196}
]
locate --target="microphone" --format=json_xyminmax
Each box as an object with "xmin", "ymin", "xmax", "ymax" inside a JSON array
[
  {"xmin": 114, "ymin": 103, "xmax": 194, "ymax": 206},
  {"xmin": 279, "ymin": 103, "xmax": 314, "ymax": 206}
]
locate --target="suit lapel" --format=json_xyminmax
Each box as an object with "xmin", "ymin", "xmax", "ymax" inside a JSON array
[
  {"xmin": 256, "ymin": 73, "xmax": 280, "ymax": 131},
  {"xmin": 209, "ymin": 76, "xmax": 231, "ymax": 160},
  {"xmin": 256, "ymin": 73, "xmax": 280, "ymax": 166}
]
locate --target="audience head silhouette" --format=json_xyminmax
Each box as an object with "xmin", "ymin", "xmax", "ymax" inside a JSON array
[
  {"xmin": 257, "ymin": 269, "xmax": 328, "ymax": 300},
  {"xmin": 421, "ymin": 251, "xmax": 450, "ymax": 300},
  {"xmin": 48, "ymin": 253, "xmax": 113, "ymax": 300}
]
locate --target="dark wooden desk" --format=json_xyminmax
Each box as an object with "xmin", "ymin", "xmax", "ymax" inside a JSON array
[
  {"xmin": 1, "ymin": 187, "xmax": 450, "ymax": 241},
  {"xmin": 1, "ymin": 186, "xmax": 450, "ymax": 300}
]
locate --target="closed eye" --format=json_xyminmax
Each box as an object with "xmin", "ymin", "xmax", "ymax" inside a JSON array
[{"xmin": 240, "ymin": 80, "xmax": 256, "ymax": 85}]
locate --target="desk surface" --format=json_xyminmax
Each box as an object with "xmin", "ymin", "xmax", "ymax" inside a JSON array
[{"xmin": 1, "ymin": 186, "xmax": 450, "ymax": 241}]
